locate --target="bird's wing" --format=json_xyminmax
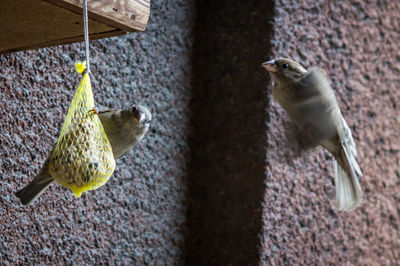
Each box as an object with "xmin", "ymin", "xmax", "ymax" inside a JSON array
[
  {"xmin": 339, "ymin": 116, "xmax": 358, "ymax": 157},
  {"xmin": 290, "ymin": 67, "xmax": 342, "ymax": 140}
]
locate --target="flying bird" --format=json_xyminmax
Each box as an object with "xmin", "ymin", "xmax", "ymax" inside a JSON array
[{"xmin": 262, "ymin": 58, "xmax": 362, "ymax": 211}]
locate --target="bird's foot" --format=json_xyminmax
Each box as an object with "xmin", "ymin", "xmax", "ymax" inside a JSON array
[{"xmin": 88, "ymin": 108, "xmax": 99, "ymax": 115}]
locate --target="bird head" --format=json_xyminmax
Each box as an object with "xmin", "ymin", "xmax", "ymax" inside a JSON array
[
  {"xmin": 262, "ymin": 58, "xmax": 307, "ymax": 86},
  {"xmin": 130, "ymin": 105, "xmax": 152, "ymax": 128}
]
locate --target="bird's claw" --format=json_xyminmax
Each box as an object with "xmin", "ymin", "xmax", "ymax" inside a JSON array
[{"xmin": 88, "ymin": 108, "xmax": 99, "ymax": 115}]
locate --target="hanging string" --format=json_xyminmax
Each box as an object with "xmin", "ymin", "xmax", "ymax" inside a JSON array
[{"xmin": 83, "ymin": 0, "xmax": 90, "ymax": 73}]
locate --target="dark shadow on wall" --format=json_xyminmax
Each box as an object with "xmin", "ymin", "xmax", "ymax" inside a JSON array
[{"xmin": 184, "ymin": 1, "xmax": 275, "ymax": 265}]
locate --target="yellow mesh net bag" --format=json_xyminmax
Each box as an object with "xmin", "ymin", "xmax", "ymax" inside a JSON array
[{"xmin": 49, "ymin": 62, "xmax": 116, "ymax": 197}]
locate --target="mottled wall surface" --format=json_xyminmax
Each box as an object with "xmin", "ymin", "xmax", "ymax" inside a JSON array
[
  {"xmin": 0, "ymin": 0, "xmax": 193, "ymax": 264},
  {"xmin": 1, "ymin": 0, "xmax": 399, "ymax": 265},
  {"xmin": 262, "ymin": 0, "xmax": 400, "ymax": 265},
  {"xmin": 185, "ymin": 0, "xmax": 273, "ymax": 265}
]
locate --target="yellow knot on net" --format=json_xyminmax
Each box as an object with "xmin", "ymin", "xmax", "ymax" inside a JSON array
[{"xmin": 49, "ymin": 62, "xmax": 116, "ymax": 197}]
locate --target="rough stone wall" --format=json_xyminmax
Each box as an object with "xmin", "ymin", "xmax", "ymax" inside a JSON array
[
  {"xmin": 1, "ymin": 0, "xmax": 399, "ymax": 265},
  {"xmin": 0, "ymin": 0, "xmax": 193, "ymax": 264},
  {"xmin": 262, "ymin": 0, "xmax": 400, "ymax": 265}
]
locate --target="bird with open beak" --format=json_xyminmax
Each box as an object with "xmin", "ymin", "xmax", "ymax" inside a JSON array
[
  {"xmin": 262, "ymin": 58, "xmax": 363, "ymax": 211},
  {"xmin": 15, "ymin": 105, "xmax": 152, "ymax": 205}
]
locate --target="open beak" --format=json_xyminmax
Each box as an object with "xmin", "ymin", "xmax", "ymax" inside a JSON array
[
  {"xmin": 133, "ymin": 110, "xmax": 146, "ymax": 124},
  {"xmin": 261, "ymin": 60, "xmax": 278, "ymax": 73}
]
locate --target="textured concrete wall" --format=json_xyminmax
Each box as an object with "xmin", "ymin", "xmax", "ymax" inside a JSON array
[
  {"xmin": 185, "ymin": 0, "xmax": 274, "ymax": 265},
  {"xmin": 1, "ymin": 0, "xmax": 399, "ymax": 265},
  {"xmin": 262, "ymin": 0, "xmax": 400, "ymax": 265},
  {"xmin": 0, "ymin": 0, "xmax": 193, "ymax": 264}
]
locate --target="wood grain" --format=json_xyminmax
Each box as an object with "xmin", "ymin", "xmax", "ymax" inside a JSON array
[
  {"xmin": 44, "ymin": 0, "xmax": 151, "ymax": 31},
  {"xmin": 0, "ymin": 0, "xmax": 150, "ymax": 53}
]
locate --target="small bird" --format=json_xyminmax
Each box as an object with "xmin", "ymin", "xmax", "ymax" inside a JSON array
[
  {"xmin": 15, "ymin": 105, "xmax": 152, "ymax": 205},
  {"xmin": 262, "ymin": 58, "xmax": 362, "ymax": 211}
]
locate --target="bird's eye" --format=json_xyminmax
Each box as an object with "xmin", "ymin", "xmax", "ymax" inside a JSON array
[
  {"xmin": 146, "ymin": 120, "xmax": 151, "ymax": 125},
  {"xmin": 282, "ymin": 63, "xmax": 289, "ymax": 69},
  {"xmin": 131, "ymin": 106, "xmax": 137, "ymax": 112}
]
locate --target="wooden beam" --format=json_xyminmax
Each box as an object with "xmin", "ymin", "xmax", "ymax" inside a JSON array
[
  {"xmin": 0, "ymin": 0, "xmax": 150, "ymax": 54},
  {"xmin": 2, "ymin": 30, "xmax": 126, "ymax": 54},
  {"xmin": 44, "ymin": 0, "xmax": 150, "ymax": 32}
]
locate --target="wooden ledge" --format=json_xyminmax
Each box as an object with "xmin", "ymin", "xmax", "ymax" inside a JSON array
[{"xmin": 0, "ymin": 0, "xmax": 151, "ymax": 54}]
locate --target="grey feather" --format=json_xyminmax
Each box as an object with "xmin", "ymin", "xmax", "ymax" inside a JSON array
[{"xmin": 263, "ymin": 58, "xmax": 363, "ymax": 211}]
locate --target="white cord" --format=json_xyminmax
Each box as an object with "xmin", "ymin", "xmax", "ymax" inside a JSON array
[{"xmin": 83, "ymin": 0, "xmax": 90, "ymax": 73}]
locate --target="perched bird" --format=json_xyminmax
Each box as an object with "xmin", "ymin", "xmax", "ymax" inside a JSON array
[
  {"xmin": 262, "ymin": 58, "xmax": 362, "ymax": 211},
  {"xmin": 15, "ymin": 105, "xmax": 152, "ymax": 205}
]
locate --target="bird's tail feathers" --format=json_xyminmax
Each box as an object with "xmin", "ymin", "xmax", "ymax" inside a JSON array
[
  {"xmin": 15, "ymin": 176, "xmax": 53, "ymax": 206},
  {"xmin": 15, "ymin": 160, "xmax": 53, "ymax": 205},
  {"xmin": 334, "ymin": 145, "xmax": 363, "ymax": 211}
]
